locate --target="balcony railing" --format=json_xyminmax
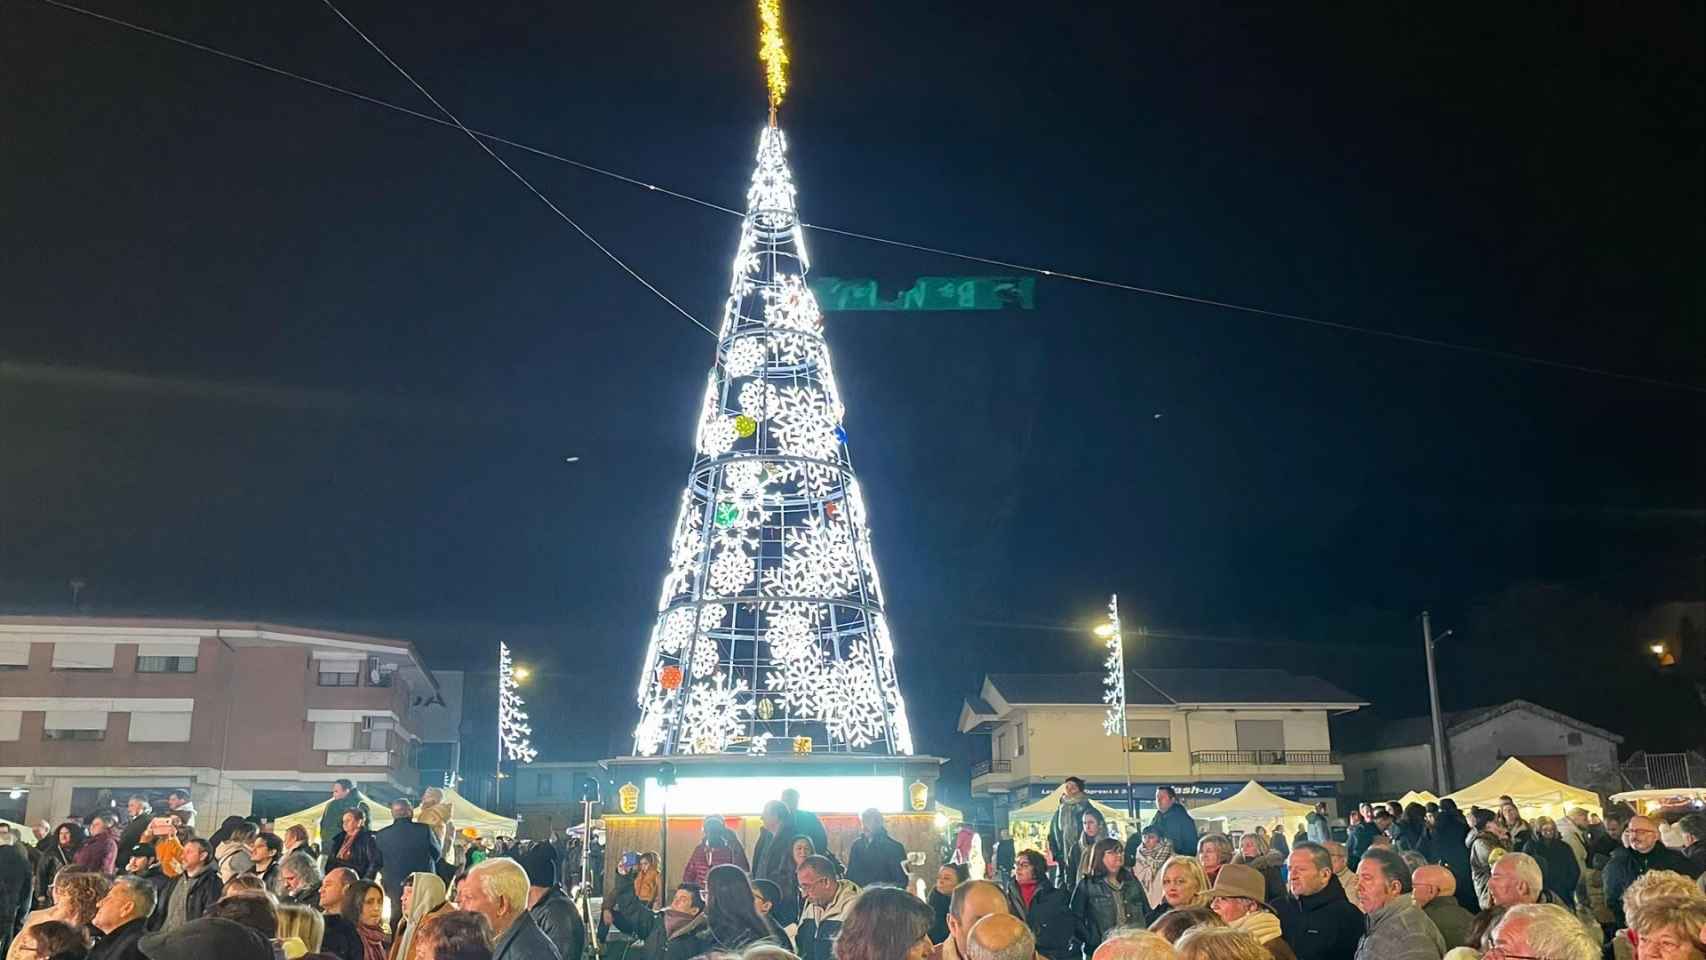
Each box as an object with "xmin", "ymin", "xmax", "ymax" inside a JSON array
[
  {"xmin": 972, "ymin": 759, "xmax": 1013, "ymax": 778},
  {"xmin": 1191, "ymin": 750, "xmax": 1337, "ymax": 766}
]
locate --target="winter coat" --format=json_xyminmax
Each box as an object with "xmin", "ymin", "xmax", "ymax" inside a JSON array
[
  {"xmin": 1005, "ymin": 878, "xmax": 1075, "ymax": 960},
  {"xmin": 1124, "ymin": 838, "xmax": 1173, "ymax": 909},
  {"xmin": 214, "ymin": 839, "xmax": 253, "ymax": 884},
  {"xmin": 845, "ymin": 831, "xmax": 908, "ymax": 888},
  {"xmin": 1353, "ymin": 898, "xmax": 1445, "ymax": 960},
  {"xmin": 1467, "ymin": 830, "xmax": 1507, "ymax": 909},
  {"xmin": 1230, "ymin": 910, "xmax": 1298, "ymax": 960},
  {"xmin": 1603, "ymin": 843, "xmax": 1703, "ymax": 927},
  {"xmin": 32, "ymin": 837, "xmax": 78, "ymax": 908},
  {"xmin": 87, "ymin": 915, "xmax": 148, "ymax": 960},
  {"xmin": 149, "ymin": 866, "xmax": 222, "ymax": 931},
  {"xmin": 927, "ymin": 888, "xmax": 952, "ymax": 945},
  {"xmin": 373, "ymin": 819, "xmax": 440, "ymax": 900},
  {"xmin": 750, "ymin": 827, "xmax": 800, "ymax": 926},
  {"xmin": 1519, "ymin": 834, "xmax": 1581, "ymax": 909},
  {"xmin": 320, "ymin": 792, "xmax": 368, "ymax": 852},
  {"xmin": 1048, "ymin": 795, "xmax": 1094, "ymax": 871},
  {"xmin": 1306, "ymin": 813, "xmax": 1331, "ymax": 845},
  {"xmin": 116, "ymin": 816, "xmax": 152, "ymax": 859},
  {"xmin": 1419, "ymin": 897, "xmax": 1475, "ymax": 950},
  {"xmin": 793, "ymin": 809, "xmax": 830, "ymax": 866},
  {"xmin": 326, "ymin": 829, "xmax": 383, "ymax": 880},
  {"xmin": 1683, "ymin": 841, "xmax": 1706, "ymax": 874},
  {"xmin": 1426, "ymin": 812, "xmax": 1474, "ymax": 911},
  {"xmin": 493, "ymin": 910, "xmax": 564, "ymax": 960},
  {"xmin": 796, "ymin": 879, "xmax": 859, "ymax": 960},
  {"xmin": 75, "ymin": 829, "xmax": 119, "ymax": 875},
  {"xmin": 0, "ymin": 843, "xmax": 31, "ymax": 942},
  {"xmin": 681, "ymin": 839, "xmax": 749, "ymax": 889},
  {"xmin": 1392, "ymin": 820, "xmax": 1427, "ymax": 854},
  {"xmin": 1069, "ymin": 871, "xmax": 1147, "ymax": 951},
  {"xmin": 529, "ymin": 886, "xmax": 586, "ymax": 960},
  {"xmin": 1346, "ymin": 822, "xmax": 1378, "ymax": 869},
  {"xmin": 1151, "ymin": 805, "xmax": 1199, "ymax": 868},
  {"xmin": 1234, "ymin": 850, "xmax": 1287, "ymax": 901},
  {"xmin": 1270, "ymin": 874, "xmax": 1364, "ymax": 960},
  {"xmin": 321, "ymin": 914, "xmax": 367, "ymax": 960}
]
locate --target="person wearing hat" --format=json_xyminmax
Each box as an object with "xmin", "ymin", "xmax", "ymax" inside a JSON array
[
  {"xmin": 123, "ymin": 844, "xmax": 170, "ymax": 905},
  {"xmin": 136, "ymin": 916, "xmax": 273, "ymax": 960},
  {"xmin": 518, "ymin": 842, "xmax": 585, "ymax": 960},
  {"xmin": 1206, "ymin": 863, "xmax": 1297, "ymax": 959}
]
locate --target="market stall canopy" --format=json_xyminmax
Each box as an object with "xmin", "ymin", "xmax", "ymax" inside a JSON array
[
  {"xmin": 1009, "ymin": 784, "xmax": 1135, "ymax": 828},
  {"xmin": 1187, "ymin": 781, "xmax": 1314, "ymax": 831},
  {"xmin": 1445, "ymin": 758, "xmax": 1602, "ymax": 818},
  {"xmin": 273, "ymin": 787, "xmax": 517, "ymax": 842},
  {"xmin": 1391, "ymin": 790, "xmax": 1440, "ymax": 807}
]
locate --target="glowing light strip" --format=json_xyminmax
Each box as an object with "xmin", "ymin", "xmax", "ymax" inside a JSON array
[
  {"xmin": 1101, "ymin": 594, "xmax": 1127, "ymax": 738},
  {"xmin": 758, "ymin": 0, "xmax": 788, "ymax": 114}
]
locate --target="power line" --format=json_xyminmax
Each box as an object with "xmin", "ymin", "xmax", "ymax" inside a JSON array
[{"xmin": 28, "ymin": 0, "xmax": 1706, "ymax": 393}]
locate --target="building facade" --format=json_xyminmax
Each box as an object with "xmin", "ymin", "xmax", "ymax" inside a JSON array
[
  {"xmin": 961, "ymin": 670, "xmax": 1366, "ymax": 825},
  {"xmin": 511, "ymin": 760, "xmax": 604, "ymax": 838},
  {"xmin": 0, "ymin": 617, "xmax": 441, "ymax": 826},
  {"xmin": 1337, "ymin": 699, "xmax": 1624, "ymax": 804}
]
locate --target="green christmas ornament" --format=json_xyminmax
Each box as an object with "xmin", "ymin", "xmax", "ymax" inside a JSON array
[
  {"xmin": 714, "ymin": 502, "xmax": 740, "ymax": 527},
  {"xmin": 735, "ymin": 415, "xmax": 758, "ymax": 438}
]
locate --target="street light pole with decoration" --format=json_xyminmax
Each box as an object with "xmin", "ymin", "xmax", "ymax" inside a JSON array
[{"xmin": 1096, "ymin": 595, "xmax": 1135, "ymax": 817}]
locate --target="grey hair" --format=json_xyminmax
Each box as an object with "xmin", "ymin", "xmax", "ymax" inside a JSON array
[
  {"xmin": 470, "ymin": 857, "xmax": 531, "ymax": 911},
  {"xmin": 281, "ymin": 851, "xmax": 322, "ymax": 884},
  {"xmin": 1497, "ymin": 852, "xmax": 1544, "ymax": 898},
  {"xmin": 1493, "ymin": 904, "xmax": 1598, "ymax": 960},
  {"xmin": 112, "ymin": 874, "xmax": 159, "ymax": 920},
  {"xmin": 965, "ymin": 915, "xmax": 1036, "ymax": 960},
  {"xmin": 1094, "ymin": 927, "xmax": 1176, "ymax": 960}
]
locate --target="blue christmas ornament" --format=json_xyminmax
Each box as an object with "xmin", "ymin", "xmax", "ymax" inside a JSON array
[{"xmin": 834, "ymin": 425, "xmax": 848, "ymax": 444}]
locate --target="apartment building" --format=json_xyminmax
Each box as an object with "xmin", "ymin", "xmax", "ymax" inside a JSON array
[
  {"xmin": 0, "ymin": 616, "xmax": 441, "ymax": 826},
  {"xmin": 961, "ymin": 670, "xmax": 1366, "ymax": 825}
]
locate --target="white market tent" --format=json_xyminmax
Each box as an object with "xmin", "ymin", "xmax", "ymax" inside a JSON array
[
  {"xmin": 1008, "ymin": 784, "xmax": 1138, "ymax": 855},
  {"xmin": 273, "ymin": 787, "xmax": 517, "ymax": 843},
  {"xmin": 1186, "ymin": 781, "xmax": 1314, "ymax": 834},
  {"xmin": 1444, "ymin": 757, "xmax": 1602, "ymax": 818},
  {"xmin": 1391, "ymin": 790, "xmax": 1440, "ymax": 807}
]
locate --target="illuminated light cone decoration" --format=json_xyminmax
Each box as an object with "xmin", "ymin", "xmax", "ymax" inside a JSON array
[
  {"xmin": 632, "ymin": 3, "xmax": 912, "ymax": 757},
  {"xmin": 498, "ymin": 642, "xmax": 538, "ymax": 763}
]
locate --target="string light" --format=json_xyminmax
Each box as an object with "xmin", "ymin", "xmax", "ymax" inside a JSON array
[
  {"xmin": 1101, "ymin": 595, "xmax": 1127, "ymax": 738},
  {"xmin": 758, "ymin": 0, "xmax": 788, "ymax": 118},
  {"xmin": 498, "ymin": 642, "xmax": 538, "ymax": 763}
]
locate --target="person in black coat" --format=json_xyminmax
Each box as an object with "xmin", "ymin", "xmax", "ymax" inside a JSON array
[
  {"xmin": 780, "ymin": 790, "xmax": 829, "ymax": 868},
  {"xmin": 1519, "ymin": 817, "xmax": 1582, "ymax": 909},
  {"xmin": 1002, "ymin": 850, "xmax": 1074, "ymax": 960},
  {"xmin": 315, "ymin": 868, "xmax": 365, "ymax": 960},
  {"xmin": 517, "ymin": 842, "xmax": 586, "ymax": 960},
  {"xmin": 115, "ymin": 798, "xmax": 155, "ymax": 861},
  {"xmin": 1602, "ymin": 815, "xmax": 1703, "ymax": 928},
  {"xmin": 374, "ymin": 799, "xmax": 441, "ymax": 920},
  {"xmin": 844, "ymin": 809, "xmax": 908, "ymax": 888},
  {"xmin": 1427, "ymin": 799, "xmax": 1477, "ymax": 912},
  {"xmin": 749, "ymin": 801, "xmax": 800, "ymax": 927},
  {"xmin": 149, "ymin": 840, "xmax": 223, "ymax": 932},
  {"xmin": 89, "ymin": 875, "xmax": 155, "ymax": 960},
  {"xmin": 324, "ymin": 807, "xmax": 382, "ymax": 881},
  {"xmin": 0, "ymin": 827, "xmax": 33, "ymax": 958},
  {"xmin": 1269, "ymin": 843, "xmax": 1362, "ymax": 960},
  {"xmin": 1070, "ymin": 838, "xmax": 1148, "ymax": 954}
]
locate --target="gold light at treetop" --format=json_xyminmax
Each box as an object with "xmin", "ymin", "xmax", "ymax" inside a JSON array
[{"xmin": 758, "ymin": 0, "xmax": 788, "ymax": 122}]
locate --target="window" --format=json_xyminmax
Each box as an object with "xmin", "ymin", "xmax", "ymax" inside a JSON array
[
  {"xmin": 313, "ymin": 722, "xmax": 357, "ymax": 750},
  {"xmin": 0, "ymin": 641, "xmax": 29, "ymax": 671},
  {"xmin": 366, "ymin": 659, "xmax": 397, "ymax": 687},
  {"xmin": 1566, "ymin": 732, "xmax": 1583, "ymax": 746},
  {"xmin": 0, "ymin": 711, "xmax": 21, "ymax": 741},
  {"xmin": 129, "ymin": 711, "xmax": 193, "ymax": 742},
  {"xmin": 136, "ymin": 656, "xmax": 197, "ymax": 673},
  {"xmin": 1016, "ymin": 724, "xmax": 1026, "ymax": 756},
  {"xmin": 997, "ymin": 731, "xmax": 1008, "ymax": 759},
  {"xmin": 1235, "ymin": 719, "xmax": 1285, "ymax": 761},
  {"xmin": 538, "ymin": 773, "xmax": 555, "ymax": 796},
  {"xmin": 1362, "ymin": 768, "xmax": 1382, "ymax": 796},
  {"xmin": 318, "ymin": 665, "xmax": 360, "ymax": 686},
  {"xmin": 45, "ymin": 728, "xmax": 105, "ymax": 741},
  {"xmin": 52, "ymin": 643, "xmax": 115, "ymax": 671},
  {"xmin": 1125, "ymin": 720, "xmax": 1173, "ymax": 753}
]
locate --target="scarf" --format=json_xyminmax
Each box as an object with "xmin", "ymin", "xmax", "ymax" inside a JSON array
[
  {"xmin": 1077, "ymin": 836, "xmax": 1100, "ymax": 882},
  {"xmin": 1230, "ymin": 910, "xmax": 1284, "ymax": 945},
  {"xmin": 390, "ymin": 873, "xmax": 447, "ymax": 960},
  {"xmin": 354, "ymin": 922, "xmax": 388, "ymax": 960},
  {"xmin": 339, "ymin": 830, "xmax": 361, "ymax": 862},
  {"xmin": 1017, "ymin": 880, "xmax": 1039, "ymax": 909}
]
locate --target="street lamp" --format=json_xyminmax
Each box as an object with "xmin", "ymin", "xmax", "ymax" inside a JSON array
[
  {"xmin": 1097, "ymin": 595, "xmax": 1134, "ymax": 817},
  {"xmin": 514, "ymin": 666, "xmax": 532, "ymax": 682}
]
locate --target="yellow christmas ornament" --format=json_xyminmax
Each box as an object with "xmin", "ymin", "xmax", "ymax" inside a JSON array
[{"xmin": 735, "ymin": 414, "xmax": 758, "ymax": 438}]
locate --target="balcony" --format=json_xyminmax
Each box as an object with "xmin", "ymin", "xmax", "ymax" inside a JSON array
[
  {"xmin": 971, "ymin": 759, "xmax": 1013, "ymax": 779},
  {"xmin": 1190, "ymin": 750, "xmax": 1337, "ymax": 767}
]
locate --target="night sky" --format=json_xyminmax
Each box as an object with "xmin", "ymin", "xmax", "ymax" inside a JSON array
[{"xmin": 3, "ymin": 1, "xmax": 1703, "ymax": 796}]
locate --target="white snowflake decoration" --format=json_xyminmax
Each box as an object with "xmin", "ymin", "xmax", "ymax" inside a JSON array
[
  {"xmin": 764, "ymin": 606, "xmax": 814, "ymax": 661},
  {"xmin": 634, "ymin": 691, "xmax": 674, "ymax": 756},
  {"xmin": 658, "ymin": 606, "xmax": 697, "ymax": 655},
  {"xmin": 771, "ymin": 385, "xmax": 841, "ymax": 462},
  {"xmin": 763, "ymin": 515, "xmax": 858, "ymax": 600},
  {"xmin": 748, "ymin": 732, "xmax": 772, "ymax": 755},
  {"xmin": 498, "ymin": 642, "xmax": 539, "ymax": 763},
  {"xmin": 737, "ymin": 380, "xmax": 777, "ymax": 419},
  {"xmin": 764, "ymin": 275, "xmax": 822, "ymax": 335},
  {"xmin": 819, "ymin": 641, "xmax": 886, "ymax": 748},
  {"xmin": 690, "ymin": 632, "xmax": 719, "ymax": 678},
  {"xmin": 765, "ymin": 654, "xmax": 822, "ymax": 710},
  {"xmin": 708, "ymin": 543, "xmax": 756, "ymax": 595},
  {"xmin": 698, "ymin": 603, "xmax": 727, "ymax": 631},
  {"xmin": 726, "ymin": 337, "xmax": 766, "ymax": 378},
  {"xmin": 682, "ymin": 676, "xmax": 752, "ymax": 754}
]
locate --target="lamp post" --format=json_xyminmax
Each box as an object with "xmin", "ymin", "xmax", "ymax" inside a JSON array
[
  {"xmin": 496, "ymin": 643, "xmax": 538, "ymax": 811},
  {"xmin": 1097, "ymin": 595, "xmax": 1134, "ymax": 817}
]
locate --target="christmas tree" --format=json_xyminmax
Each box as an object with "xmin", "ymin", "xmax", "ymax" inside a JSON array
[{"xmin": 631, "ymin": 3, "xmax": 912, "ymax": 758}]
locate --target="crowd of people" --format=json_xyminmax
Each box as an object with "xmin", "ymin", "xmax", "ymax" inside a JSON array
[
  {"xmin": 0, "ymin": 780, "xmax": 586, "ymax": 960},
  {"xmin": 5, "ymin": 776, "xmax": 1706, "ymax": 960}
]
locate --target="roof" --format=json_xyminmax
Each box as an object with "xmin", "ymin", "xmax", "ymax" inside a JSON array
[
  {"xmin": 1342, "ymin": 698, "xmax": 1623, "ymax": 753},
  {"xmin": 972, "ymin": 669, "xmax": 1365, "ymax": 716}
]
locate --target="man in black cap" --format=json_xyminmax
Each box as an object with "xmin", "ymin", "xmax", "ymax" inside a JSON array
[
  {"xmin": 123, "ymin": 845, "xmax": 170, "ymax": 904},
  {"xmin": 136, "ymin": 916, "xmax": 272, "ymax": 960},
  {"xmin": 519, "ymin": 841, "xmax": 586, "ymax": 960}
]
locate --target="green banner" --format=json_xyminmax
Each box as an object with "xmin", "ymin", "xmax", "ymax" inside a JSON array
[{"xmin": 810, "ymin": 276, "xmax": 1036, "ymax": 311}]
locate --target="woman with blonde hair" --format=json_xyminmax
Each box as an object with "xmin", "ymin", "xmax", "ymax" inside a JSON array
[
  {"xmin": 1146, "ymin": 856, "xmax": 1210, "ymax": 925},
  {"xmin": 388, "ymin": 871, "xmax": 449, "ymax": 960},
  {"xmin": 276, "ymin": 901, "xmax": 326, "ymax": 958},
  {"xmin": 1628, "ymin": 895, "xmax": 1706, "ymax": 959},
  {"xmin": 1173, "ymin": 927, "xmax": 1267, "ymax": 960}
]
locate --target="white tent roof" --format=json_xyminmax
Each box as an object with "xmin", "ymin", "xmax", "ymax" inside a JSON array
[
  {"xmin": 1187, "ymin": 781, "xmax": 1314, "ymax": 829},
  {"xmin": 1391, "ymin": 790, "xmax": 1440, "ymax": 807},
  {"xmin": 273, "ymin": 787, "xmax": 517, "ymax": 843},
  {"xmin": 1444, "ymin": 757, "xmax": 1602, "ymax": 817},
  {"xmin": 1009, "ymin": 784, "xmax": 1135, "ymax": 827}
]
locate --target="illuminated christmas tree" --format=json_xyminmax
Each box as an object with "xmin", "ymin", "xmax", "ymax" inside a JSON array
[{"xmin": 631, "ymin": 2, "xmax": 912, "ymax": 757}]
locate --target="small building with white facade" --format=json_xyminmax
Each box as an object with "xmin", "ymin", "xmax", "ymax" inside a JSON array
[
  {"xmin": 1336, "ymin": 698, "xmax": 1623, "ymax": 804},
  {"xmin": 961, "ymin": 670, "xmax": 1366, "ymax": 826}
]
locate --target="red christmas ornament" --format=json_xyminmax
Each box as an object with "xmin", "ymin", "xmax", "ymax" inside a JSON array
[{"xmin": 659, "ymin": 665, "xmax": 684, "ymax": 690}]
